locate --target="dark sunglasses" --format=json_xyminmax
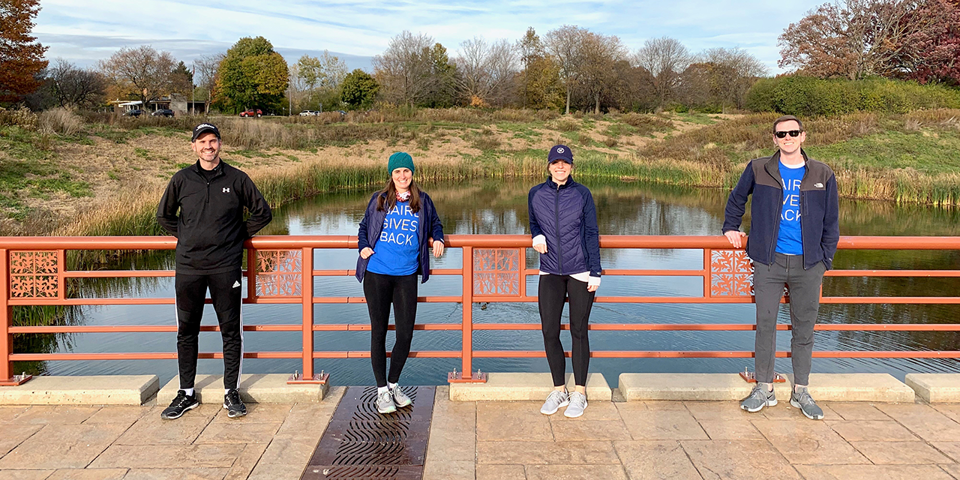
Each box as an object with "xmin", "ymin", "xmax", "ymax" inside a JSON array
[{"xmin": 775, "ymin": 130, "xmax": 803, "ymax": 138}]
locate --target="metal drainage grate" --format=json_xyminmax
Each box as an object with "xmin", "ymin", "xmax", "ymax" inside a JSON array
[{"xmin": 302, "ymin": 386, "xmax": 435, "ymax": 480}]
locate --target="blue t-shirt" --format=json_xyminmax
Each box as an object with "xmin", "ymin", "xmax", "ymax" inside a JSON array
[
  {"xmin": 776, "ymin": 162, "xmax": 805, "ymax": 255},
  {"xmin": 366, "ymin": 201, "xmax": 420, "ymax": 276}
]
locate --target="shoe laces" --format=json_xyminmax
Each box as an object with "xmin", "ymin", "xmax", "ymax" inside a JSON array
[
  {"xmin": 794, "ymin": 388, "xmax": 816, "ymax": 406},
  {"xmin": 225, "ymin": 389, "xmax": 241, "ymax": 406},
  {"xmin": 171, "ymin": 390, "xmax": 192, "ymax": 406},
  {"xmin": 547, "ymin": 389, "xmax": 567, "ymax": 403},
  {"xmin": 570, "ymin": 392, "xmax": 586, "ymax": 406},
  {"xmin": 378, "ymin": 390, "xmax": 393, "ymax": 403}
]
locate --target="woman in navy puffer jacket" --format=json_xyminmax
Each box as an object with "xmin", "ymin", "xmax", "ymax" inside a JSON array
[{"xmin": 528, "ymin": 144, "xmax": 601, "ymax": 419}]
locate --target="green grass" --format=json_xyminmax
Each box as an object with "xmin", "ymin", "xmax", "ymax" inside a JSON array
[
  {"xmin": 806, "ymin": 130, "xmax": 960, "ymax": 175},
  {"xmin": 672, "ymin": 112, "xmax": 720, "ymax": 125}
]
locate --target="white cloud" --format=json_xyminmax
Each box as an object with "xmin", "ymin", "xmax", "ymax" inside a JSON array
[{"xmin": 34, "ymin": 0, "xmax": 825, "ymax": 72}]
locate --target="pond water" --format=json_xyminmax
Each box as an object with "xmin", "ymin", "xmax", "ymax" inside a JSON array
[{"xmin": 23, "ymin": 177, "xmax": 960, "ymax": 386}]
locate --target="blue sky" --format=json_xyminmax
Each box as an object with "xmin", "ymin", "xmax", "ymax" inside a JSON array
[{"xmin": 34, "ymin": 0, "xmax": 827, "ymax": 73}]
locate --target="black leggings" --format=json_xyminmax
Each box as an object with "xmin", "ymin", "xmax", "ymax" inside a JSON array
[
  {"xmin": 363, "ymin": 271, "xmax": 418, "ymax": 387},
  {"xmin": 175, "ymin": 270, "xmax": 244, "ymax": 391},
  {"xmin": 539, "ymin": 274, "xmax": 595, "ymax": 387}
]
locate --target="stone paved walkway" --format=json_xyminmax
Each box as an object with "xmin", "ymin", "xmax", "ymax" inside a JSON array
[
  {"xmin": 423, "ymin": 387, "xmax": 960, "ymax": 480},
  {"xmin": 1, "ymin": 386, "xmax": 959, "ymax": 479}
]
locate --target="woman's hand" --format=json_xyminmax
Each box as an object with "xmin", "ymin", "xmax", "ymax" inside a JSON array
[
  {"xmin": 533, "ymin": 243, "xmax": 548, "ymax": 254},
  {"xmin": 360, "ymin": 247, "xmax": 374, "ymax": 259},
  {"xmin": 432, "ymin": 239, "xmax": 444, "ymax": 258},
  {"xmin": 587, "ymin": 284, "xmax": 598, "ymax": 293}
]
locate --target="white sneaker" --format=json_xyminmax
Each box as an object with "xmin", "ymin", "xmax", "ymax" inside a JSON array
[
  {"xmin": 376, "ymin": 389, "xmax": 396, "ymax": 414},
  {"xmin": 540, "ymin": 389, "xmax": 569, "ymax": 415},
  {"xmin": 564, "ymin": 391, "xmax": 587, "ymax": 418},
  {"xmin": 391, "ymin": 386, "xmax": 412, "ymax": 408}
]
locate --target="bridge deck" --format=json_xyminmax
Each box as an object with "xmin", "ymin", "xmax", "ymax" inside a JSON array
[{"xmin": 0, "ymin": 387, "xmax": 958, "ymax": 479}]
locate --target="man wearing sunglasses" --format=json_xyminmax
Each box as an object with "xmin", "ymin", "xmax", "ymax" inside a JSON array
[{"xmin": 722, "ymin": 115, "xmax": 840, "ymax": 420}]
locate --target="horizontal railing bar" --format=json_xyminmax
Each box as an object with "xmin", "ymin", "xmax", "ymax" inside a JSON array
[
  {"xmin": 11, "ymin": 296, "xmax": 960, "ymax": 306},
  {"xmin": 13, "ymin": 350, "xmax": 960, "ymax": 361},
  {"xmin": 826, "ymin": 270, "xmax": 960, "ymax": 277},
  {"xmin": 5, "ymin": 234, "xmax": 960, "ymax": 251},
  {"xmin": 13, "ymin": 323, "xmax": 960, "ymax": 335},
  {"xmin": 54, "ymin": 268, "xmax": 960, "ymax": 282}
]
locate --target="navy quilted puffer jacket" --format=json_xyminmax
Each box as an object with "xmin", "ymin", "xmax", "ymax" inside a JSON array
[{"xmin": 528, "ymin": 177, "xmax": 601, "ymax": 277}]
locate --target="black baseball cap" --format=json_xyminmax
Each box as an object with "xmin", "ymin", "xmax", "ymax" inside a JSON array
[{"xmin": 191, "ymin": 123, "xmax": 221, "ymax": 142}]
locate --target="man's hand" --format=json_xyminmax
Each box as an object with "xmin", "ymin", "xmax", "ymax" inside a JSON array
[
  {"xmin": 724, "ymin": 230, "xmax": 747, "ymax": 249},
  {"xmin": 533, "ymin": 243, "xmax": 547, "ymax": 254},
  {"xmin": 360, "ymin": 247, "xmax": 374, "ymax": 259},
  {"xmin": 432, "ymin": 239, "xmax": 444, "ymax": 258}
]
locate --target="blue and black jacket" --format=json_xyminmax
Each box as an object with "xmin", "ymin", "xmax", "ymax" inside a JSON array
[
  {"xmin": 355, "ymin": 191, "xmax": 444, "ymax": 283},
  {"xmin": 723, "ymin": 149, "xmax": 840, "ymax": 270},
  {"xmin": 528, "ymin": 177, "xmax": 602, "ymax": 278}
]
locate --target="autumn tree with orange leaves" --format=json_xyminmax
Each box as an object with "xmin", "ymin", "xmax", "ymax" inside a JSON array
[
  {"xmin": 779, "ymin": 0, "xmax": 960, "ymax": 84},
  {"xmin": 0, "ymin": 0, "xmax": 48, "ymax": 104}
]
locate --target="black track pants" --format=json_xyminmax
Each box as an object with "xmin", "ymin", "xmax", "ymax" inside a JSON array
[
  {"xmin": 539, "ymin": 274, "xmax": 595, "ymax": 387},
  {"xmin": 363, "ymin": 271, "xmax": 418, "ymax": 388},
  {"xmin": 175, "ymin": 270, "xmax": 244, "ymax": 391}
]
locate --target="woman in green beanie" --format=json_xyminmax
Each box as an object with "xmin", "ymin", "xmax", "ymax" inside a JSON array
[{"xmin": 355, "ymin": 152, "xmax": 445, "ymax": 413}]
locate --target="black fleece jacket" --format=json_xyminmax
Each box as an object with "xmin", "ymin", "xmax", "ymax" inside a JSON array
[{"xmin": 157, "ymin": 160, "xmax": 272, "ymax": 274}]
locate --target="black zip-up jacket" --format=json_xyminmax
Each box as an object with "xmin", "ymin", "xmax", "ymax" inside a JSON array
[
  {"xmin": 157, "ymin": 160, "xmax": 272, "ymax": 274},
  {"xmin": 722, "ymin": 149, "xmax": 840, "ymax": 270}
]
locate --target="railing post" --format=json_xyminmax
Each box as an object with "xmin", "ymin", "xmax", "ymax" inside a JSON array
[
  {"xmin": 462, "ymin": 246, "xmax": 473, "ymax": 376},
  {"xmin": 0, "ymin": 249, "xmax": 11, "ymax": 381},
  {"xmin": 288, "ymin": 246, "xmax": 326, "ymax": 384},
  {"xmin": 449, "ymin": 245, "xmax": 486, "ymax": 383},
  {"xmin": 301, "ymin": 246, "xmax": 314, "ymax": 379}
]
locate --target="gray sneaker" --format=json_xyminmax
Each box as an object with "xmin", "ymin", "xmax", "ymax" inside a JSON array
[
  {"xmin": 564, "ymin": 391, "xmax": 588, "ymax": 418},
  {"xmin": 790, "ymin": 387, "xmax": 824, "ymax": 420},
  {"xmin": 391, "ymin": 386, "xmax": 412, "ymax": 408},
  {"xmin": 376, "ymin": 389, "xmax": 396, "ymax": 414},
  {"xmin": 740, "ymin": 384, "xmax": 777, "ymax": 413},
  {"xmin": 540, "ymin": 389, "xmax": 569, "ymax": 415}
]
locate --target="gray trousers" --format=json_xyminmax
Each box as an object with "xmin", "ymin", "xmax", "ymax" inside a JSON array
[{"xmin": 753, "ymin": 253, "xmax": 826, "ymax": 386}]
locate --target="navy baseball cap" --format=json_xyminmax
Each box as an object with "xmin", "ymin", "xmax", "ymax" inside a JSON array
[
  {"xmin": 191, "ymin": 123, "xmax": 221, "ymax": 142},
  {"xmin": 548, "ymin": 144, "xmax": 573, "ymax": 164}
]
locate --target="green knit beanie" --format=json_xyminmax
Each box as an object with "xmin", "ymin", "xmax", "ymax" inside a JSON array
[{"xmin": 387, "ymin": 152, "xmax": 415, "ymax": 174}]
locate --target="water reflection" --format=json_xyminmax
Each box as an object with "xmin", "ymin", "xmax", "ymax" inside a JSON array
[{"xmin": 27, "ymin": 177, "xmax": 960, "ymax": 385}]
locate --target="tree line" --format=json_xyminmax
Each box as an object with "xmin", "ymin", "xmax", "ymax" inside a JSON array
[{"xmin": 2, "ymin": 0, "xmax": 958, "ymax": 115}]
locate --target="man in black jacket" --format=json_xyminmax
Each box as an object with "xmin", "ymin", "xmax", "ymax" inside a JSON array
[
  {"xmin": 723, "ymin": 115, "xmax": 839, "ymax": 420},
  {"xmin": 157, "ymin": 123, "xmax": 272, "ymax": 420}
]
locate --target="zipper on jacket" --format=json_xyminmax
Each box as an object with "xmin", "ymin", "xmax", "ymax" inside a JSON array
[{"xmin": 554, "ymin": 182, "xmax": 563, "ymax": 274}]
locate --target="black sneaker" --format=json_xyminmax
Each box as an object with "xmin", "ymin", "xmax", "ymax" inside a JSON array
[
  {"xmin": 161, "ymin": 390, "xmax": 199, "ymax": 420},
  {"xmin": 224, "ymin": 389, "xmax": 247, "ymax": 418}
]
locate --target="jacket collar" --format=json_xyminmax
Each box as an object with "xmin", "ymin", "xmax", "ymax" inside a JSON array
[
  {"xmin": 763, "ymin": 149, "xmax": 809, "ymax": 186},
  {"xmin": 191, "ymin": 159, "xmax": 226, "ymax": 177},
  {"xmin": 546, "ymin": 176, "xmax": 577, "ymax": 190}
]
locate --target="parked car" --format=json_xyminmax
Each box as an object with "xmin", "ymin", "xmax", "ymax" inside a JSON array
[
  {"xmin": 240, "ymin": 109, "xmax": 262, "ymax": 117},
  {"xmin": 299, "ymin": 110, "xmax": 320, "ymax": 116},
  {"xmin": 151, "ymin": 109, "xmax": 174, "ymax": 117},
  {"xmin": 123, "ymin": 109, "xmax": 143, "ymax": 117}
]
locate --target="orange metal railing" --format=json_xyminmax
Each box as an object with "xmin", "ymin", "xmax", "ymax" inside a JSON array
[{"xmin": 2, "ymin": 235, "xmax": 960, "ymax": 385}]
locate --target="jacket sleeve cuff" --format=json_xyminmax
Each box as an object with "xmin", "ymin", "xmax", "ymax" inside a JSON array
[
  {"xmin": 588, "ymin": 276, "xmax": 601, "ymax": 288},
  {"xmin": 532, "ymin": 235, "xmax": 546, "ymax": 246}
]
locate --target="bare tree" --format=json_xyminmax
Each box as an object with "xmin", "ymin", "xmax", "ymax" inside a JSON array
[
  {"xmin": 633, "ymin": 37, "xmax": 690, "ymax": 109},
  {"xmin": 373, "ymin": 31, "xmax": 436, "ymax": 106},
  {"xmin": 47, "ymin": 58, "xmax": 105, "ymax": 108},
  {"xmin": 455, "ymin": 37, "xmax": 519, "ymax": 107},
  {"xmin": 685, "ymin": 47, "xmax": 768, "ymax": 110},
  {"xmin": 544, "ymin": 25, "xmax": 587, "ymax": 114},
  {"xmin": 191, "ymin": 53, "xmax": 224, "ymax": 112},
  {"xmin": 578, "ymin": 32, "xmax": 627, "ymax": 114},
  {"xmin": 99, "ymin": 46, "xmax": 178, "ymax": 110}
]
